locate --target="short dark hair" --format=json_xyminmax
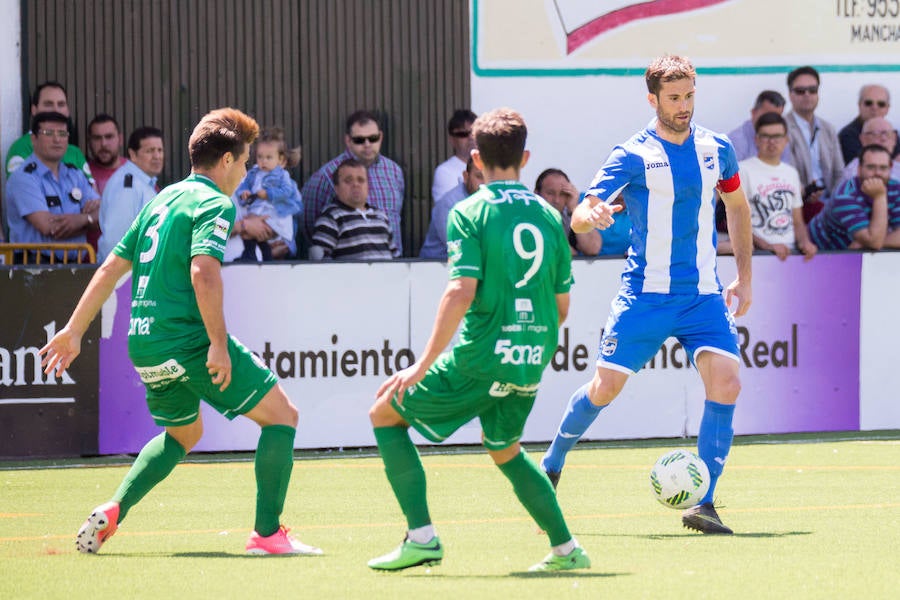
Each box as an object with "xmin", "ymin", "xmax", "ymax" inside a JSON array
[
  {"xmin": 753, "ymin": 90, "xmax": 786, "ymax": 110},
  {"xmin": 472, "ymin": 107, "xmax": 527, "ymax": 170},
  {"xmin": 345, "ymin": 110, "xmax": 380, "ymax": 135},
  {"xmin": 127, "ymin": 126, "xmax": 164, "ymax": 153},
  {"xmin": 645, "ymin": 55, "xmax": 696, "ymax": 95},
  {"xmin": 859, "ymin": 143, "xmax": 891, "ymax": 164},
  {"xmin": 188, "ymin": 107, "xmax": 259, "ymax": 169},
  {"xmin": 787, "ymin": 66, "xmax": 820, "ymax": 89},
  {"xmin": 447, "ymin": 109, "xmax": 477, "ymax": 134},
  {"xmin": 753, "ymin": 111, "xmax": 787, "ymax": 133},
  {"xmin": 31, "ymin": 81, "xmax": 67, "ymax": 107},
  {"xmin": 88, "ymin": 113, "xmax": 120, "ymax": 135},
  {"xmin": 534, "ymin": 168, "xmax": 570, "ymax": 194},
  {"xmin": 31, "ymin": 111, "xmax": 68, "ymax": 135},
  {"xmin": 332, "ymin": 157, "xmax": 367, "ymax": 185}
]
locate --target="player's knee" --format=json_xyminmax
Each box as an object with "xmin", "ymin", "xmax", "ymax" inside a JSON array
[
  {"xmin": 712, "ymin": 373, "xmax": 741, "ymax": 404},
  {"xmin": 369, "ymin": 400, "xmax": 403, "ymax": 427},
  {"xmin": 588, "ymin": 377, "xmax": 621, "ymax": 407}
]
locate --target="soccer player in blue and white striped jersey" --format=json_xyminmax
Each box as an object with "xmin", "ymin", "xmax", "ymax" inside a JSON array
[{"xmin": 541, "ymin": 55, "xmax": 754, "ymax": 535}]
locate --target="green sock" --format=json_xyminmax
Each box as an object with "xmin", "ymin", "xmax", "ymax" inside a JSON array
[
  {"xmin": 254, "ymin": 425, "xmax": 296, "ymax": 537},
  {"xmin": 112, "ymin": 432, "xmax": 186, "ymax": 522},
  {"xmin": 374, "ymin": 426, "xmax": 431, "ymax": 529},
  {"xmin": 497, "ymin": 450, "xmax": 572, "ymax": 546}
]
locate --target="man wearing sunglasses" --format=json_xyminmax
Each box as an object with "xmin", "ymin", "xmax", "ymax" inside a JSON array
[
  {"xmin": 5, "ymin": 111, "xmax": 99, "ymax": 262},
  {"xmin": 838, "ymin": 84, "xmax": 895, "ymax": 164},
  {"xmin": 784, "ymin": 66, "xmax": 844, "ymax": 223},
  {"xmin": 431, "ymin": 109, "xmax": 477, "ymax": 203},
  {"xmin": 301, "ymin": 110, "xmax": 405, "ymax": 256}
]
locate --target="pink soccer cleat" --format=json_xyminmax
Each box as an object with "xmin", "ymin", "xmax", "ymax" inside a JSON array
[
  {"xmin": 246, "ymin": 525, "xmax": 323, "ymax": 556},
  {"xmin": 76, "ymin": 501, "xmax": 120, "ymax": 554}
]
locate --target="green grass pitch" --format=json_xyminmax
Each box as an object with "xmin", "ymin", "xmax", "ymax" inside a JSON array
[{"xmin": 1, "ymin": 431, "xmax": 897, "ymax": 599}]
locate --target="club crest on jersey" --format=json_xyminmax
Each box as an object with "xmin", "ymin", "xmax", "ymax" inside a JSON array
[
  {"xmin": 600, "ymin": 336, "xmax": 618, "ymax": 357},
  {"xmin": 703, "ymin": 154, "xmax": 715, "ymax": 170},
  {"xmin": 213, "ymin": 216, "xmax": 230, "ymax": 239}
]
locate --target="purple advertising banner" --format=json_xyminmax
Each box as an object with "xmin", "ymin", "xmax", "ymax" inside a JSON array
[
  {"xmin": 717, "ymin": 253, "xmax": 861, "ymax": 434},
  {"xmin": 99, "ymin": 255, "xmax": 863, "ymax": 455}
]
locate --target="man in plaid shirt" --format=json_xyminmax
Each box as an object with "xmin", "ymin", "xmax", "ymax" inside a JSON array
[{"xmin": 301, "ymin": 110, "xmax": 405, "ymax": 255}]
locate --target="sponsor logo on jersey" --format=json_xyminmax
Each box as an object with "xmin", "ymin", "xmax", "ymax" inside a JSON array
[
  {"xmin": 645, "ymin": 160, "xmax": 670, "ymax": 170},
  {"xmin": 213, "ymin": 216, "xmax": 230, "ymax": 239},
  {"xmin": 134, "ymin": 358, "xmax": 186, "ymax": 384},
  {"xmin": 494, "ymin": 339, "xmax": 544, "ymax": 365},
  {"xmin": 128, "ymin": 316, "xmax": 154, "ymax": 336},
  {"xmin": 489, "ymin": 381, "xmax": 540, "ymax": 397},
  {"xmin": 136, "ymin": 275, "xmax": 150, "ymax": 299},
  {"xmin": 515, "ymin": 297, "xmax": 534, "ymax": 323}
]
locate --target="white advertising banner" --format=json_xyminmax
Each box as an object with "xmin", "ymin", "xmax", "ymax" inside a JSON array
[
  {"xmin": 470, "ymin": 0, "xmax": 900, "ymax": 195},
  {"xmin": 859, "ymin": 253, "xmax": 900, "ymax": 430}
]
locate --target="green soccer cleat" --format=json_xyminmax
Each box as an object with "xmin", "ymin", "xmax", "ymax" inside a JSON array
[
  {"xmin": 528, "ymin": 546, "xmax": 591, "ymax": 572},
  {"xmin": 368, "ymin": 536, "xmax": 443, "ymax": 571},
  {"xmin": 682, "ymin": 502, "xmax": 734, "ymax": 535}
]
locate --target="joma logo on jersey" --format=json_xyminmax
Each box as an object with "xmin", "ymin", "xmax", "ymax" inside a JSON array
[
  {"xmin": 646, "ymin": 161, "xmax": 670, "ymax": 170},
  {"xmin": 128, "ymin": 317, "xmax": 154, "ymax": 336},
  {"xmin": 494, "ymin": 339, "xmax": 543, "ymax": 365}
]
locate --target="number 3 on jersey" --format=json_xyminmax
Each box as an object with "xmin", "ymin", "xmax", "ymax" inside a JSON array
[
  {"xmin": 512, "ymin": 223, "xmax": 544, "ymax": 289},
  {"xmin": 139, "ymin": 204, "xmax": 169, "ymax": 263}
]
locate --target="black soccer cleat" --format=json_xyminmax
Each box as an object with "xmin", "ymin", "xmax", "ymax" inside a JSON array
[
  {"xmin": 682, "ymin": 502, "xmax": 733, "ymax": 535},
  {"xmin": 544, "ymin": 468, "xmax": 561, "ymax": 491}
]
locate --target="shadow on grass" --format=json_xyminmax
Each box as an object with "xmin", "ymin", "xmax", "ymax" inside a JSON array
[
  {"xmin": 577, "ymin": 531, "xmax": 812, "ymax": 540},
  {"xmin": 404, "ymin": 571, "xmax": 628, "ymax": 579}
]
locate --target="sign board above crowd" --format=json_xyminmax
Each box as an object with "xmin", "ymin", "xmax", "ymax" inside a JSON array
[{"xmin": 470, "ymin": 0, "xmax": 900, "ymax": 192}]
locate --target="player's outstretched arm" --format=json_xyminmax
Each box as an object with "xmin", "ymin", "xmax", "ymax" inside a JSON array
[
  {"xmin": 721, "ymin": 186, "xmax": 753, "ymax": 317},
  {"xmin": 376, "ymin": 276, "xmax": 476, "ymax": 405},
  {"xmin": 571, "ymin": 194, "xmax": 623, "ymax": 233},
  {"xmin": 40, "ymin": 254, "xmax": 133, "ymax": 377}
]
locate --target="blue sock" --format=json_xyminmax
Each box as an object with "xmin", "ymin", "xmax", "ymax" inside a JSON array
[
  {"xmin": 541, "ymin": 383, "xmax": 604, "ymax": 473},
  {"xmin": 697, "ymin": 399, "xmax": 735, "ymax": 505}
]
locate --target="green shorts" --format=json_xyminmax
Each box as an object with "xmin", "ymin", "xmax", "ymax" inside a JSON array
[
  {"xmin": 133, "ymin": 335, "xmax": 278, "ymax": 427},
  {"xmin": 392, "ymin": 354, "xmax": 541, "ymax": 451}
]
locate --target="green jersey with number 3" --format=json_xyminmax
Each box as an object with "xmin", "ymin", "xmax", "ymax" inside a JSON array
[
  {"xmin": 113, "ymin": 174, "xmax": 234, "ymax": 362},
  {"xmin": 446, "ymin": 180, "xmax": 573, "ymax": 386}
]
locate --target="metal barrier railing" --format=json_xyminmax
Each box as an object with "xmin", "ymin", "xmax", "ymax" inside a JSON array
[{"xmin": 0, "ymin": 243, "xmax": 96, "ymax": 265}]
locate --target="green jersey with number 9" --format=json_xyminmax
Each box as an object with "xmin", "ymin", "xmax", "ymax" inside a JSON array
[
  {"xmin": 446, "ymin": 180, "xmax": 573, "ymax": 386},
  {"xmin": 112, "ymin": 174, "xmax": 235, "ymax": 363}
]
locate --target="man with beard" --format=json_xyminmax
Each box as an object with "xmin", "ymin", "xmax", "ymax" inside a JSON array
[
  {"xmin": 808, "ymin": 144, "xmax": 900, "ymax": 250},
  {"xmin": 540, "ymin": 54, "xmax": 753, "ymax": 536}
]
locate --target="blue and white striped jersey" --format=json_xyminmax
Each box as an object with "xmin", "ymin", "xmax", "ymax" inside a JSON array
[{"xmin": 587, "ymin": 119, "xmax": 740, "ymax": 295}]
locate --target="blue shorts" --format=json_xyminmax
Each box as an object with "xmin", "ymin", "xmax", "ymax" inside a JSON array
[{"xmin": 597, "ymin": 291, "xmax": 739, "ymax": 374}]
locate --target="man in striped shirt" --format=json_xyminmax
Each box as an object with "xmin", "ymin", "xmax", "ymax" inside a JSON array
[
  {"xmin": 308, "ymin": 158, "xmax": 398, "ymax": 260},
  {"xmin": 301, "ymin": 110, "xmax": 405, "ymax": 255},
  {"xmin": 808, "ymin": 144, "xmax": 900, "ymax": 250}
]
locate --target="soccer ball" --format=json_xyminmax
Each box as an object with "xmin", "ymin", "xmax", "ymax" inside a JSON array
[{"xmin": 649, "ymin": 449, "xmax": 710, "ymax": 509}]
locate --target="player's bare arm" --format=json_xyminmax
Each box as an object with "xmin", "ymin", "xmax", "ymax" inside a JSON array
[
  {"xmin": 852, "ymin": 178, "xmax": 889, "ymax": 250},
  {"xmin": 40, "ymin": 254, "xmax": 132, "ymax": 376},
  {"xmin": 376, "ymin": 276, "xmax": 477, "ymax": 405},
  {"xmin": 191, "ymin": 254, "xmax": 232, "ymax": 392},
  {"xmin": 571, "ymin": 194, "xmax": 623, "ymax": 233},
  {"xmin": 720, "ymin": 186, "xmax": 753, "ymax": 317},
  {"xmin": 556, "ymin": 293, "xmax": 570, "ymax": 325}
]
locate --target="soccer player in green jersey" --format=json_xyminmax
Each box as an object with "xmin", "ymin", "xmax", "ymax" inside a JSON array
[
  {"xmin": 40, "ymin": 107, "xmax": 322, "ymax": 556},
  {"xmin": 367, "ymin": 107, "xmax": 590, "ymax": 573}
]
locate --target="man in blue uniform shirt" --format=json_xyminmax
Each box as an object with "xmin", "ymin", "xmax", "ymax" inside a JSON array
[
  {"xmin": 540, "ymin": 55, "xmax": 754, "ymax": 535},
  {"xmin": 5, "ymin": 111, "xmax": 99, "ymax": 262}
]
